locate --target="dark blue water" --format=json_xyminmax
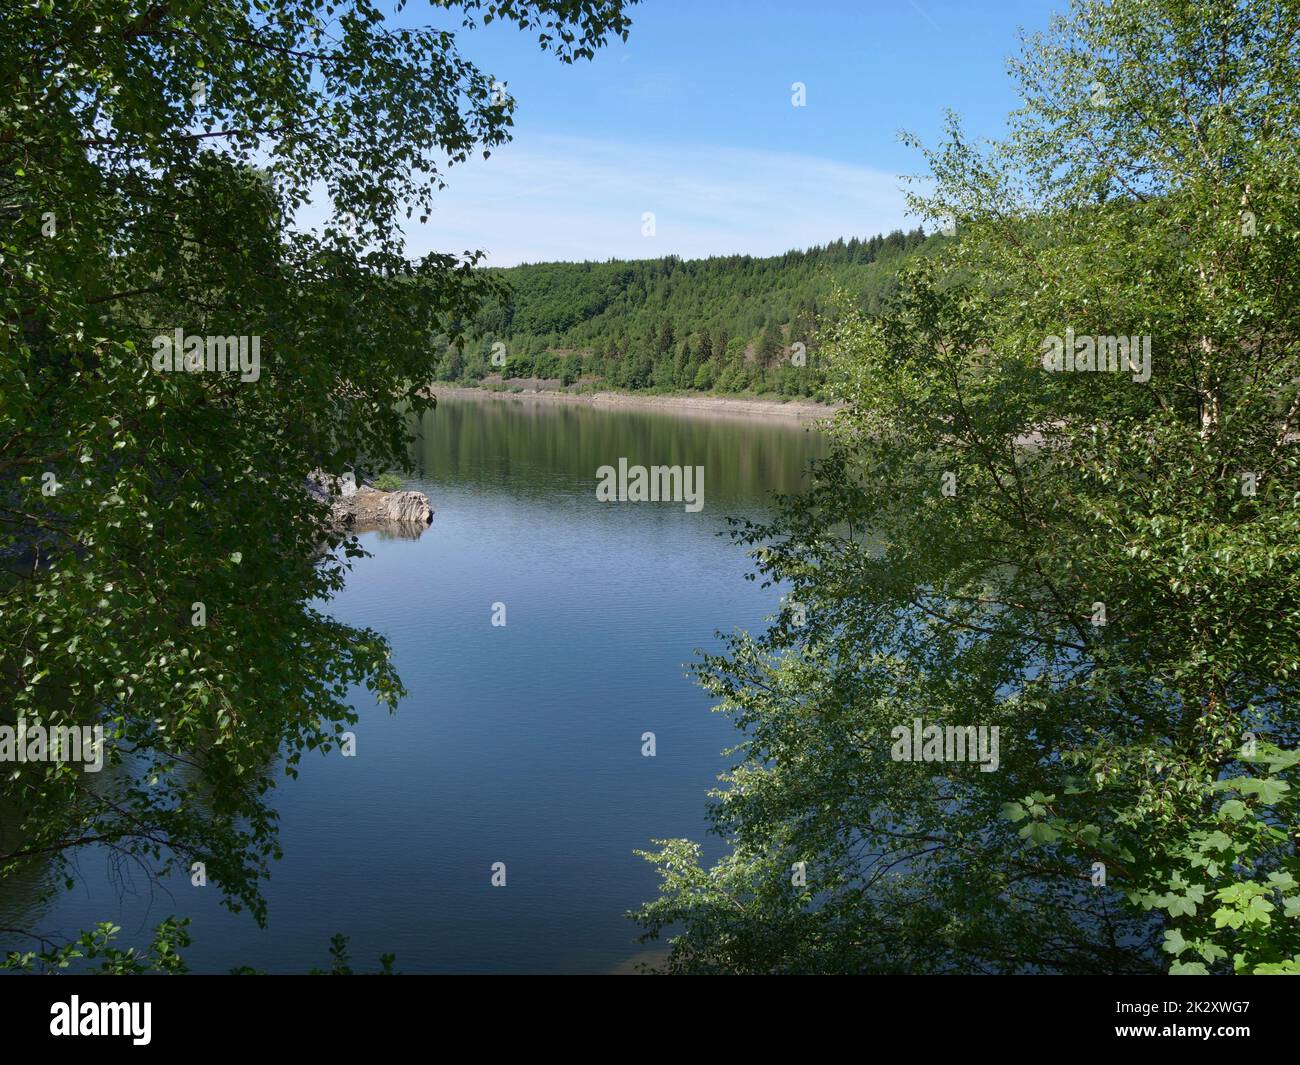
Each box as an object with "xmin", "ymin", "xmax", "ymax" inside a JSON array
[{"xmin": 1, "ymin": 396, "xmax": 825, "ymax": 973}]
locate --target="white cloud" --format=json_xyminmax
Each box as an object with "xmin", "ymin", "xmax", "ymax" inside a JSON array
[{"xmin": 393, "ymin": 133, "xmax": 914, "ymax": 266}]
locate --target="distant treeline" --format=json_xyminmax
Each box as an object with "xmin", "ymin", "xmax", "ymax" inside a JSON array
[{"xmin": 435, "ymin": 228, "xmax": 941, "ymax": 398}]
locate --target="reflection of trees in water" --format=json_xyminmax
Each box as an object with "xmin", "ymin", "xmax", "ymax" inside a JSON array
[
  {"xmin": 0, "ymin": 715, "xmax": 289, "ymax": 951},
  {"xmin": 409, "ymin": 399, "xmax": 826, "ymax": 505},
  {"xmin": 0, "ymin": 578, "xmax": 395, "ymax": 947}
]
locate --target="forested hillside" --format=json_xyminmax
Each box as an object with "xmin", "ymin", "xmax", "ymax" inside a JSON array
[{"xmin": 435, "ymin": 228, "xmax": 940, "ymax": 397}]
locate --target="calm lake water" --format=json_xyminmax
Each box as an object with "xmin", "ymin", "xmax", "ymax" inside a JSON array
[{"xmin": 1, "ymin": 396, "xmax": 825, "ymax": 974}]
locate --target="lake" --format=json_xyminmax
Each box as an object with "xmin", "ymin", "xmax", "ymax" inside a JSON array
[{"xmin": 0, "ymin": 395, "xmax": 826, "ymax": 974}]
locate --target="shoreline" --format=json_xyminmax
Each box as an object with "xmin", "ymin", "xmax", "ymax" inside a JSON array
[{"xmin": 427, "ymin": 385, "xmax": 840, "ymax": 421}]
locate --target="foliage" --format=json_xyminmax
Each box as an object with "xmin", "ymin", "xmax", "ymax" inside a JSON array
[
  {"xmin": 635, "ymin": 0, "xmax": 1300, "ymax": 974},
  {"xmin": 1003, "ymin": 744, "xmax": 1300, "ymax": 974},
  {"xmin": 1, "ymin": 919, "xmax": 398, "ymax": 974},
  {"xmin": 2, "ymin": 918, "xmax": 192, "ymax": 974},
  {"xmin": 433, "ymin": 230, "xmax": 937, "ymax": 398},
  {"xmin": 307, "ymin": 932, "xmax": 397, "ymax": 975},
  {"xmin": 0, "ymin": 0, "xmax": 631, "ymax": 958}
]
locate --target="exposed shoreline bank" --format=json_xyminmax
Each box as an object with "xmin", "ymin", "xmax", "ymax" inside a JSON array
[{"xmin": 427, "ymin": 384, "xmax": 840, "ymax": 421}]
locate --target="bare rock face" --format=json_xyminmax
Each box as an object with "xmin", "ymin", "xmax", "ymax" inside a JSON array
[
  {"xmin": 381, "ymin": 490, "xmax": 433, "ymax": 525},
  {"xmin": 306, "ymin": 470, "xmax": 434, "ymax": 535},
  {"xmin": 343, "ymin": 487, "xmax": 435, "ymax": 531}
]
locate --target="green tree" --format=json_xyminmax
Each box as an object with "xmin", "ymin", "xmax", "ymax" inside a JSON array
[
  {"xmin": 440, "ymin": 235, "xmax": 933, "ymax": 397},
  {"xmin": 757, "ymin": 322, "xmax": 782, "ymax": 365},
  {"xmin": 1, "ymin": 0, "xmax": 632, "ymax": 954},
  {"xmin": 636, "ymin": 0, "xmax": 1300, "ymax": 974}
]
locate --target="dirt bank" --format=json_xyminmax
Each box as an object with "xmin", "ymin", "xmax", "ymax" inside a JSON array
[{"xmin": 427, "ymin": 384, "xmax": 840, "ymax": 421}]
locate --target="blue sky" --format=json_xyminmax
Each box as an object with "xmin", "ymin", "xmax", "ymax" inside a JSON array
[{"xmin": 376, "ymin": 0, "xmax": 1065, "ymax": 264}]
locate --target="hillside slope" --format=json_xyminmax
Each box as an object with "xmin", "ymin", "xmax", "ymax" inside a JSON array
[{"xmin": 434, "ymin": 228, "xmax": 941, "ymax": 398}]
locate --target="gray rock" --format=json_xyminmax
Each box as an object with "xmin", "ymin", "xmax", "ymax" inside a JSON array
[
  {"xmin": 382, "ymin": 490, "xmax": 433, "ymax": 524},
  {"xmin": 306, "ymin": 468, "xmax": 357, "ymax": 501},
  {"xmin": 306, "ymin": 470, "xmax": 433, "ymax": 533}
]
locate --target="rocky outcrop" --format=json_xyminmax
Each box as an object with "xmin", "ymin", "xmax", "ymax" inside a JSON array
[
  {"xmin": 382, "ymin": 490, "xmax": 433, "ymax": 524},
  {"xmin": 306, "ymin": 470, "xmax": 433, "ymax": 535},
  {"xmin": 346, "ymin": 487, "xmax": 433, "ymax": 527}
]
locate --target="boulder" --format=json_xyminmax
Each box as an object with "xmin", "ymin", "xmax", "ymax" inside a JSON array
[
  {"xmin": 306, "ymin": 471, "xmax": 433, "ymax": 533},
  {"xmin": 382, "ymin": 490, "xmax": 433, "ymax": 525}
]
